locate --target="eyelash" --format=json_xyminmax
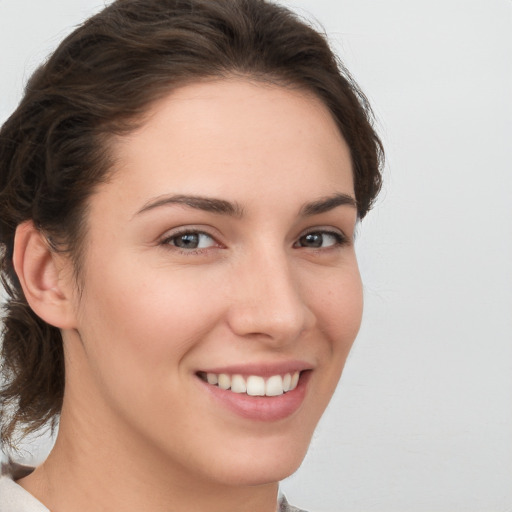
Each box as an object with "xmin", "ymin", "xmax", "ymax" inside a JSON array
[
  {"xmin": 160, "ymin": 229, "xmax": 219, "ymax": 254},
  {"xmin": 159, "ymin": 228, "xmax": 349, "ymax": 254},
  {"xmin": 293, "ymin": 230, "xmax": 349, "ymax": 249}
]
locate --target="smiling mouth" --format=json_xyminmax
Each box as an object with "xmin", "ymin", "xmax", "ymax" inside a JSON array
[{"xmin": 197, "ymin": 371, "xmax": 301, "ymax": 397}]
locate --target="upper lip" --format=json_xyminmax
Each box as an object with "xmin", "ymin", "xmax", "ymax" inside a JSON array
[{"xmin": 197, "ymin": 360, "xmax": 313, "ymax": 378}]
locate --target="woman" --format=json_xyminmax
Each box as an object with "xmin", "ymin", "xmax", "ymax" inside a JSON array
[{"xmin": 0, "ymin": 0, "xmax": 382, "ymax": 510}]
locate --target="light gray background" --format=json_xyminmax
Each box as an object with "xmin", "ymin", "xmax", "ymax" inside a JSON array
[{"xmin": 1, "ymin": 1, "xmax": 511, "ymax": 511}]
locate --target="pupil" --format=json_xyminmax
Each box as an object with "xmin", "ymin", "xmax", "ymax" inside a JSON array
[
  {"xmin": 303, "ymin": 233, "xmax": 322, "ymax": 248},
  {"xmin": 176, "ymin": 233, "xmax": 199, "ymax": 248}
]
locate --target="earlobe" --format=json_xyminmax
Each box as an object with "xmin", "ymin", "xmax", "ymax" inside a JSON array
[{"xmin": 13, "ymin": 220, "xmax": 77, "ymax": 330}]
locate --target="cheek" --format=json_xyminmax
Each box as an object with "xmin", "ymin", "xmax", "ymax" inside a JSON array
[
  {"xmin": 306, "ymin": 261, "xmax": 363, "ymax": 402},
  {"xmin": 75, "ymin": 259, "xmax": 223, "ymax": 383},
  {"xmin": 313, "ymin": 263, "xmax": 363, "ymax": 347}
]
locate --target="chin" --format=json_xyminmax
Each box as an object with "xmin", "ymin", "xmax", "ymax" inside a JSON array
[{"xmin": 199, "ymin": 431, "xmax": 313, "ymax": 487}]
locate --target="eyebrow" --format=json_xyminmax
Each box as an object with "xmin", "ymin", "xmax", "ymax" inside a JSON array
[
  {"xmin": 299, "ymin": 193, "xmax": 357, "ymax": 216},
  {"xmin": 136, "ymin": 194, "xmax": 244, "ymax": 218},
  {"xmin": 135, "ymin": 192, "xmax": 357, "ymax": 218}
]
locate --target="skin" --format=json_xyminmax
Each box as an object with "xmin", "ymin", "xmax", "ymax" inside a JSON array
[{"xmin": 16, "ymin": 79, "xmax": 363, "ymax": 512}]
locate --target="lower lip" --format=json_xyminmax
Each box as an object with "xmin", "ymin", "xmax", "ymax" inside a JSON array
[{"xmin": 197, "ymin": 372, "xmax": 310, "ymax": 422}]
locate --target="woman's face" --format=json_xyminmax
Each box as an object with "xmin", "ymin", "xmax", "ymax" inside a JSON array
[{"xmin": 63, "ymin": 79, "xmax": 362, "ymax": 486}]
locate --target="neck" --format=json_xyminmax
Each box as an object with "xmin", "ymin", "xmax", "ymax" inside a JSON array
[
  {"xmin": 18, "ymin": 398, "xmax": 279, "ymax": 512},
  {"xmin": 19, "ymin": 423, "xmax": 279, "ymax": 512}
]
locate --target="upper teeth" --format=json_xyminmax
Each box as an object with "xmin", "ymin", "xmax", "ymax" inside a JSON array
[{"xmin": 204, "ymin": 371, "xmax": 300, "ymax": 396}]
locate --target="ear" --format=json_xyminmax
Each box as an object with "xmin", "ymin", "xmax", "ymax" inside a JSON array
[{"xmin": 13, "ymin": 220, "xmax": 77, "ymax": 330}]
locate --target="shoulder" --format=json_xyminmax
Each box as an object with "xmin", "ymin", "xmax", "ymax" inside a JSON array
[{"xmin": 0, "ymin": 463, "xmax": 49, "ymax": 512}]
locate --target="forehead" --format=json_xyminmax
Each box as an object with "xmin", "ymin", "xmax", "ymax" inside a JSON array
[{"xmin": 101, "ymin": 78, "xmax": 354, "ymax": 215}]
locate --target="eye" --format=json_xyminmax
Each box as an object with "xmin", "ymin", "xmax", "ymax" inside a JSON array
[
  {"xmin": 163, "ymin": 231, "xmax": 217, "ymax": 250},
  {"xmin": 295, "ymin": 231, "xmax": 346, "ymax": 249}
]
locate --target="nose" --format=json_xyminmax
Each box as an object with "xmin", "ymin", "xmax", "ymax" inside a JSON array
[{"xmin": 225, "ymin": 248, "xmax": 316, "ymax": 346}]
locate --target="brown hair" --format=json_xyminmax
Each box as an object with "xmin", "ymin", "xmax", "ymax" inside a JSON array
[{"xmin": 0, "ymin": 0, "xmax": 383, "ymax": 448}]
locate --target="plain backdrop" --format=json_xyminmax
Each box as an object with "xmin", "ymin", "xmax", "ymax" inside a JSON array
[{"xmin": 1, "ymin": 1, "xmax": 511, "ymax": 511}]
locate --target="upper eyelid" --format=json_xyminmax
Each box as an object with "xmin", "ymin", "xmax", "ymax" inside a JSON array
[
  {"xmin": 163, "ymin": 230, "xmax": 214, "ymax": 240},
  {"xmin": 159, "ymin": 226, "xmax": 219, "ymax": 240},
  {"xmin": 298, "ymin": 226, "xmax": 349, "ymax": 239}
]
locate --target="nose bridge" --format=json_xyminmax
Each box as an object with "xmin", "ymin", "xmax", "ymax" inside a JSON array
[{"xmin": 227, "ymin": 242, "xmax": 314, "ymax": 342}]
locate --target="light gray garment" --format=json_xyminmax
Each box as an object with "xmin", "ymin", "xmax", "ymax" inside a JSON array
[{"xmin": 0, "ymin": 476, "xmax": 49, "ymax": 512}]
